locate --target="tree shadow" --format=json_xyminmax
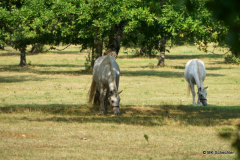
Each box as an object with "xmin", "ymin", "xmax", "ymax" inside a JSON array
[
  {"xmin": 121, "ymin": 70, "xmax": 224, "ymax": 78},
  {"xmin": 117, "ymin": 54, "xmax": 140, "ymax": 59},
  {"xmin": 166, "ymin": 54, "xmax": 222, "ymax": 60},
  {"xmin": 35, "ymin": 64, "xmax": 84, "ymax": 68},
  {"xmin": 0, "ymin": 52, "xmax": 20, "ymax": 56},
  {"xmin": 0, "ymin": 65, "xmax": 91, "ymax": 76},
  {"xmin": 49, "ymin": 51, "xmax": 81, "ymax": 54},
  {"xmin": 0, "ymin": 104, "xmax": 239, "ymax": 127},
  {"xmin": 172, "ymin": 65, "xmax": 231, "ymax": 71},
  {"xmin": 0, "ymin": 75, "xmax": 49, "ymax": 83}
]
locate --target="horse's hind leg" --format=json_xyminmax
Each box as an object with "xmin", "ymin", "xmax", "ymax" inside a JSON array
[
  {"xmin": 99, "ymin": 86, "xmax": 105, "ymax": 115},
  {"xmin": 94, "ymin": 89, "xmax": 100, "ymax": 105},
  {"xmin": 189, "ymin": 82, "xmax": 196, "ymax": 105},
  {"xmin": 104, "ymin": 89, "xmax": 109, "ymax": 113}
]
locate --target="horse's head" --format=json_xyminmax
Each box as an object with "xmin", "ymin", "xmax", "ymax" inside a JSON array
[
  {"xmin": 108, "ymin": 90, "xmax": 122, "ymax": 115},
  {"xmin": 198, "ymin": 86, "xmax": 208, "ymax": 106}
]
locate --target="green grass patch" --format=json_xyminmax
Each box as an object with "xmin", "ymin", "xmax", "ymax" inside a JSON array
[{"xmin": 0, "ymin": 45, "xmax": 239, "ymax": 159}]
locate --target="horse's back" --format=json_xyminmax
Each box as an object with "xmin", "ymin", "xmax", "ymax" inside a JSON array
[
  {"xmin": 184, "ymin": 59, "xmax": 206, "ymax": 82},
  {"xmin": 93, "ymin": 56, "xmax": 119, "ymax": 70},
  {"xmin": 93, "ymin": 56, "xmax": 120, "ymax": 84}
]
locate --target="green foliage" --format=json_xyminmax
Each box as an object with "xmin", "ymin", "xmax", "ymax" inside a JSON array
[
  {"xmin": 1, "ymin": 0, "xmax": 238, "ymax": 64},
  {"xmin": 225, "ymin": 55, "xmax": 240, "ymax": 64},
  {"xmin": 174, "ymin": 0, "xmax": 240, "ymax": 56},
  {"xmin": 122, "ymin": 0, "xmax": 229, "ymax": 59}
]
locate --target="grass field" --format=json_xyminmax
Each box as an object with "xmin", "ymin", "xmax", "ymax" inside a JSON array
[{"xmin": 0, "ymin": 45, "xmax": 240, "ymax": 159}]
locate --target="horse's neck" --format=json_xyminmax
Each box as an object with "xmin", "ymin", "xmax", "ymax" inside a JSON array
[
  {"xmin": 108, "ymin": 77, "xmax": 117, "ymax": 92},
  {"xmin": 105, "ymin": 56, "xmax": 117, "ymax": 91},
  {"xmin": 196, "ymin": 60, "xmax": 204, "ymax": 89}
]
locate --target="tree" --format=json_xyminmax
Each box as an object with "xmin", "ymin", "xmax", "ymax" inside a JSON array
[
  {"xmin": 122, "ymin": 0, "xmax": 225, "ymax": 66},
  {"xmin": 1, "ymin": 0, "xmax": 159, "ymax": 67},
  {"xmin": 2, "ymin": 0, "xmax": 228, "ymax": 67},
  {"xmin": 173, "ymin": 0, "xmax": 239, "ymax": 57},
  {"xmin": 205, "ymin": 0, "xmax": 240, "ymax": 57},
  {"xmin": 0, "ymin": 0, "xmax": 45, "ymax": 66}
]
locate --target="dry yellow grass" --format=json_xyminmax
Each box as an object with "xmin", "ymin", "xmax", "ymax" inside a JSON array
[{"xmin": 0, "ymin": 45, "xmax": 239, "ymax": 159}]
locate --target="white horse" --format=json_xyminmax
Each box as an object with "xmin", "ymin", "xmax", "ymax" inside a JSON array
[
  {"xmin": 89, "ymin": 55, "xmax": 122, "ymax": 115},
  {"xmin": 184, "ymin": 59, "xmax": 208, "ymax": 106}
]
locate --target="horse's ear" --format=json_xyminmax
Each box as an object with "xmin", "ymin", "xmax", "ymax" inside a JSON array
[
  {"xmin": 118, "ymin": 90, "xmax": 123, "ymax": 94},
  {"xmin": 204, "ymin": 86, "xmax": 208, "ymax": 90}
]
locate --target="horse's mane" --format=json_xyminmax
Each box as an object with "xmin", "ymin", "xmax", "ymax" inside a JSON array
[
  {"xmin": 107, "ymin": 51, "xmax": 117, "ymax": 60},
  {"xmin": 196, "ymin": 59, "xmax": 203, "ymax": 88},
  {"xmin": 100, "ymin": 55, "xmax": 115, "ymax": 84}
]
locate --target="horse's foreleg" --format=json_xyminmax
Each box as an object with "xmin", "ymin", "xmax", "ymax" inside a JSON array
[
  {"xmin": 189, "ymin": 82, "xmax": 196, "ymax": 105},
  {"xmin": 197, "ymin": 94, "xmax": 202, "ymax": 106},
  {"xmin": 94, "ymin": 89, "xmax": 100, "ymax": 105}
]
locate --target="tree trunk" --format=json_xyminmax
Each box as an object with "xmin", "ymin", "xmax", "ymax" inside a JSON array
[
  {"xmin": 140, "ymin": 46, "xmax": 147, "ymax": 56},
  {"xmin": 96, "ymin": 38, "xmax": 103, "ymax": 59},
  {"xmin": 0, "ymin": 44, "xmax": 4, "ymax": 50},
  {"xmin": 107, "ymin": 21, "xmax": 124, "ymax": 59},
  {"xmin": 157, "ymin": 37, "xmax": 167, "ymax": 66},
  {"xmin": 30, "ymin": 44, "xmax": 43, "ymax": 54},
  {"xmin": 230, "ymin": 47, "xmax": 240, "ymax": 58},
  {"xmin": 90, "ymin": 37, "xmax": 103, "ymax": 68},
  {"xmin": 157, "ymin": 52, "xmax": 165, "ymax": 66},
  {"xmin": 147, "ymin": 46, "xmax": 152, "ymax": 58},
  {"xmin": 19, "ymin": 47, "xmax": 27, "ymax": 67}
]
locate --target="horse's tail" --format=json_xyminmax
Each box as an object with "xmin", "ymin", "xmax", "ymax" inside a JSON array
[
  {"xmin": 187, "ymin": 83, "xmax": 190, "ymax": 97},
  {"xmin": 88, "ymin": 79, "xmax": 97, "ymax": 104}
]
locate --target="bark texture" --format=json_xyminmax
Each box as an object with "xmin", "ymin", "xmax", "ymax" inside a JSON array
[
  {"xmin": 19, "ymin": 47, "xmax": 27, "ymax": 67},
  {"xmin": 157, "ymin": 37, "xmax": 167, "ymax": 66},
  {"xmin": 107, "ymin": 21, "xmax": 124, "ymax": 59}
]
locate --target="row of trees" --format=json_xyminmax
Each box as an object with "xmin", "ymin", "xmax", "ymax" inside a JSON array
[{"xmin": 0, "ymin": 0, "xmax": 239, "ymax": 67}]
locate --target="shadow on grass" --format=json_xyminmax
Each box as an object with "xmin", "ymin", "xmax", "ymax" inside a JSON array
[
  {"xmin": 48, "ymin": 51, "xmax": 81, "ymax": 54},
  {"xmin": 0, "ymin": 65, "xmax": 224, "ymax": 77},
  {"xmin": 121, "ymin": 70, "xmax": 224, "ymax": 78},
  {"xmin": 117, "ymin": 53, "xmax": 222, "ymax": 60},
  {"xmin": 0, "ymin": 104, "xmax": 239, "ymax": 127},
  {"xmin": 172, "ymin": 65, "xmax": 231, "ymax": 71},
  {"xmin": 0, "ymin": 65, "xmax": 91, "ymax": 76},
  {"xmin": 0, "ymin": 75, "xmax": 48, "ymax": 83},
  {"xmin": 117, "ymin": 54, "xmax": 140, "ymax": 59},
  {"xmin": 35, "ymin": 64, "xmax": 85, "ymax": 68},
  {"xmin": 166, "ymin": 54, "xmax": 222, "ymax": 60},
  {"xmin": 0, "ymin": 52, "xmax": 20, "ymax": 56}
]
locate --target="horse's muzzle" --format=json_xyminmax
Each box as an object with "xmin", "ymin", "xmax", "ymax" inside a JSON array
[
  {"xmin": 200, "ymin": 99, "xmax": 207, "ymax": 106},
  {"xmin": 113, "ymin": 106, "xmax": 120, "ymax": 115}
]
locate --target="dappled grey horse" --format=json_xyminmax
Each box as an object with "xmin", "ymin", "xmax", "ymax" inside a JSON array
[
  {"xmin": 184, "ymin": 59, "xmax": 208, "ymax": 106},
  {"xmin": 89, "ymin": 55, "xmax": 122, "ymax": 115}
]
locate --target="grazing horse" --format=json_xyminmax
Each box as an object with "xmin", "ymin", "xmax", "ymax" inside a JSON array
[
  {"xmin": 184, "ymin": 59, "xmax": 208, "ymax": 106},
  {"xmin": 89, "ymin": 55, "xmax": 122, "ymax": 115}
]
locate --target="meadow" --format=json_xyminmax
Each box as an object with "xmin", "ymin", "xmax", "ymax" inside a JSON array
[{"xmin": 0, "ymin": 45, "xmax": 239, "ymax": 159}]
